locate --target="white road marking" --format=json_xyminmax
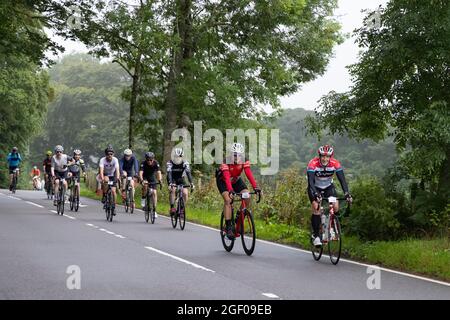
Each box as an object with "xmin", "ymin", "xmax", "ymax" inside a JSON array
[
  {"xmin": 50, "ymin": 210, "xmax": 57, "ymax": 214},
  {"xmin": 145, "ymin": 246, "xmax": 215, "ymax": 273},
  {"xmin": 115, "ymin": 235, "xmax": 126, "ymax": 239},
  {"xmin": 86, "ymin": 223, "xmax": 95, "ymax": 227},
  {"xmin": 63, "ymin": 214, "xmax": 76, "ymax": 220},
  {"xmin": 25, "ymin": 201, "xmax": 44, "ymax": 208},
  {"xmin": 8, "ymin": 196, "xmax": 21, "ymax": 200},
  {"xmin": 262, "ymin": 293, "xmax": 280, "ymax": 299},
  {"xmin": 79, "ymin": 205, "xmax": 88, "ymax": 208}
]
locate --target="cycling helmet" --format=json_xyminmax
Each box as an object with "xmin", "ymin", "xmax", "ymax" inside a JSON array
[
  {"xmin": 145, "ymin": 152, "xmax": 155, "ymax": 160},
  {"xmin": 33, "ymin": 166, "xmax": 37, "ymax": 169},
  {"xmin": 318, "ymin": 145, "xmax": 334, "ymax": 157},
  {"xmin": 230, "ymin": 143, "xmax": 244, "ymax": 154},
  {"xmin": 105, "ymin": 145, "xmax": 114, "ymax": 155},
  {"xmin": 46, "ymin": 150, "xmax": 52, "ymax": 156},
  {"xmin": 54, "ymin": 145, "xmax": 64, "ymax": 153},
  {"xmin": 124, "ymin": 148, "xmax": 132, "ymax": 156},
  {"xmin": 174, "ymin": 148, "xmax": 184, "ymax": 157},
  {"xmin": 73, "ymin": 149, "xmax": 81, "ymax": 155}
]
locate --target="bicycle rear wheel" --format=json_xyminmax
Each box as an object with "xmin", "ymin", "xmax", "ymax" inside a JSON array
[
  {"xmin": 179, "ymin": 197, "xmax": 186, "ymax": 230},
  {"xmin": 220, "ymin": 211, "xmax": 234, "ymax": 252},
  {"xmin": 328, "ymin": 215, "xmax": 341, "ymax": 265},
  {"xmin": 69, "ymin": 188, "xmax": 74, "ymax": 211},
  {"xmin": 241, "ymin": 209, "xmax": 256, "ymax": 256}
]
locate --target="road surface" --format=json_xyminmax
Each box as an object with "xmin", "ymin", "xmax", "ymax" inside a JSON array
[{"xmin": 0, "ymin": 189, "xmax": 449, "ymax": 300}]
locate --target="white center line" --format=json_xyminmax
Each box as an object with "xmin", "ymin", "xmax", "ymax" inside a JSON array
[
  {"xmin": 50, "ymin": 210, "xmax": 57, "ymax": 214},
  {"xmin": 25, "ymin": 201, "xmax": 44, "ymax": 208},
  {"xmin": 145, "ymin": 246, "xmax": 215, "ymax": 273},
  {"xmin": 86, "ymin": 223, "xmax": 95, "ymax": 227},
  {"xmin": 8, "ymin": 196, "xmax": 21, "ymax": 200},
  {"xmin": 262, "ymin": 293, "xmax": 280, "ymax": 299},
  {"xmin": 63, "ymin": 214, "xmax": 76, "ymax": 220},
  {"xmin": 115, "ymin": 235, "xmax": 126, "ymax": 239}
]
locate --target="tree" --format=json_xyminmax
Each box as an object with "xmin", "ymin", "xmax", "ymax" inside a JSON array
[
  {"xmin": 72, "ymin": 0, "xmax": 343, "ymax": 165},
  {"xmin": 310, "ymin": 0, "xmax": 450, "ymax": 205}
]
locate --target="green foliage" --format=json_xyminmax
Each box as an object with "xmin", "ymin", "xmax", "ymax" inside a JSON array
[
  {"xmin": 346, "ymin": 176, "xmax": 400, "ymax": 241},
  {"xmin": 311, "ymin": 0, "xmax": 450, "ymax": 204},
  {"xmin": 0, "ymin": 55, "xmax": 49, "ymax": 187}
]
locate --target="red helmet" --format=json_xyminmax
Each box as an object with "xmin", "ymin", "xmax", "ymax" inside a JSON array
[{"xmin": 318, "ymin": 145, "xmax": 334, "ymax": 157}]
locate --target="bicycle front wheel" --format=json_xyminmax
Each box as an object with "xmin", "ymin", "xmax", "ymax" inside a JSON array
[
  {"xmin": 220, "ymin": 211, "xmax": 234, "ymax": 252},
  {"xmin": 328, "ymin": 215, "xmax": 342, "ymax": 265},
  {"xmin": 179, "ymin": 198, "xmax": 186, "ymax": 230},
  {"xmin": 241, "ymin": 209, "xmax": 256, "ymax": 256}
]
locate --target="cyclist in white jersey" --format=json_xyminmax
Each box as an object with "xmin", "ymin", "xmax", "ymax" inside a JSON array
[{"xmin": 98, "ymin": 145, "xmax": 120, "ymax": 211}]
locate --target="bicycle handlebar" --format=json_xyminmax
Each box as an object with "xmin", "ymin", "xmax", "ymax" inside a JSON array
[{"xmin": 230, "ymin": 191, "xmax": 261, "ymax": 204}]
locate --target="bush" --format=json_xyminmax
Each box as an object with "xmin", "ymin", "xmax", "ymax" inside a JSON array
[{"xmin": 346, "ymin": 176, "xmax": 400, "ymax": 240}]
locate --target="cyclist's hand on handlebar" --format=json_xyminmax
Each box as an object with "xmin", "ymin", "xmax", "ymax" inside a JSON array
[
  {"xmin": 159, "ymin": 181, "xmax": 162, "ymax": 190},
  {"xmin": 314, "ymin": 192, "xmax": 322, "ymax": 203},
  {"xmin": 254, "ymin": 187, "xmax": 262, "ymax": 195},
  {"xmin": 190, "ymin": 183, "xmax": 195, "ymax": 191},
  {"xmin": 345, "ymin": 192, "xmax": 353, "ymax": 205}
]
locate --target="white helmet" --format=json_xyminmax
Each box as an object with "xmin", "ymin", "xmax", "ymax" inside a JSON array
[
  {"xmin": 174, "ymin": 148, "xmax": 184, "ymax": 157},
  {"xmin": 230, "ymin": 143, "xmax": 244, "ymax": 154},
  {"xmin": 124, "ymin": 148, "xmax": 132, "ymax": 156}
]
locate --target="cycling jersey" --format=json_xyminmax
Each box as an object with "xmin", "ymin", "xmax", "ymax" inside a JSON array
[
  {"xmin": 307, "ymin": 157, "xmax": 349, "ymax": 196},
  {"xmin": 119, "ymin": 156, "xmax": 139, "ymax": 176},
  {"xmin": 31, "ymin": 169, "xmax": 41, "ymax": 177},
  {"xmin": 99, "ymin": 157, "xmax": 119, "ymax": 177},
  {"xmin": 217, "ymin": 160, "xmax": 258, "ymax": 192},
  {"xmin": 43, "ymin": 157, "xmax": 52, "ymax": 174},
  {"xmin": 52, "ymin": 154, "xmax": 70, "ymax": 173},
  {"xmin": 68, "ymin": 159, "xmax": 85, "ymax": 174},
  {"xmin": 140, "ymin": 160, "xmax": 160, "ymax": 183},
  {"xmin": 7, "ymin": 152, "xmax": 22, "ymax": 167},
  {"xmin": 166, "ymin": 160, "xmax": 192, "ymax": 185}
]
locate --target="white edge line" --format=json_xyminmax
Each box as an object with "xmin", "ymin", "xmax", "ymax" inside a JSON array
[
  {"xmin": 115, "ymin": 235, "xmax": 126, "ymax": 239},
  {"xmin": 8, "ymin": 196, "xmax": 21, "ymax": 200},
  {"xmin": 63, "ymin": 214, "xmax": 76, "ymax": 220},
  {"xmin": 144, "ymin": 212, "xmax": 450, "ymax": 287},
  {"xmin": 25, "ymin": 201, "xmax": 44, "ymax": 208},
  {"xmin": 86, "ymin": 223, "xmax": 95, "ymax": 227},
  {"xmin": 50, "ymin": 210, "xmax": 57, "ymax": 214},
  {"xmin": 145, "ymin": 246, "xmax": 215, "ymax": 273}
]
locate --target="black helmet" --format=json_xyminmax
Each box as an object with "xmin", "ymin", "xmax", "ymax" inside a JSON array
[
  {"xmin": 145, "ymin": 152, "xmax": 155, "ymax": 160},
  {"xmin": 105, "ymin": 145, "xmax": 114, "ymax": 155}
]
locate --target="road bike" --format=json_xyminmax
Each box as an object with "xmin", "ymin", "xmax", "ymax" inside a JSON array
[
  {"xmin": 220, "ymin": 191, "xmax": 261, "ymax": 256},
  {"xmin": 104, "ymin": 180, "xmax": 116, "ymax": 222},
  {"xmin": 170, "ymin": 184, "xmax": 192, "ymax": 230},
  {"xmin": 10, "ymin": 168, "xmax": 19, "ymax": 194},
  {"xmin": 311, "ymin": 193, "xmax": 350, "ymax": 265},
  {"xmin": 68, "ymin": 176, "xmax": 80, "ymax": 212},
  {"xmin": 123, "ymin": 176, "xmax": 135, "ymax": 214},
  {"xmin": 55, "ymin": 178, "xmax": 66, "ymax": 216},
  {"xmin": 143, "ymin": 181, "xmax": 161, "ymax": 224}
]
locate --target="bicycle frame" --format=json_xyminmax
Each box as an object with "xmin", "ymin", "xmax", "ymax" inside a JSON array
[{"xmin": 230, "ymin": 192, "xmax": 261, "ymax": 237}]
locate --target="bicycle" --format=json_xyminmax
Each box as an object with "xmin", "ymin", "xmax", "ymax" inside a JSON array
[
  {"xmin": 68, "ymin": 176, "xmax": 80, "ymax": 212},
  {"xmin": 104, "ymin": 180, "xmax": 116, "ymax": 222},
  {"xmin": 45, "ymin": 174, "xmax": 53, "ymax": 199},
  {"xmin": 220, "ymin": 191, "xmax": 261, "ymax": 256},
  {"xmin": 123, "ymin": 176, "xmax": 135, "ymax": 214},
  {"xmin": 55, "ymin": 178, "xmax": 66, "ymax": 216},
  {"xmin": 311, "ymin": 193, "xmax": 350, "ymax": 265},
  {"xmin": 10, "ymin": 168, "xmax": 19, "ymax": 194},
  {"xmin": 143, "ymin": 181, "xmax": 161, "ymax": 224},
  {"xmin": 170, "ymin": 184, "xmax": 192, "ymax": 230}
]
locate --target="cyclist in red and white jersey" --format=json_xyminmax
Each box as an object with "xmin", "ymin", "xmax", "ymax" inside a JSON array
[
  {"xmin": 307, "ymin": 145, "xmax": 352, "ymax": 247},
  {"xmin": 216, "ymin": 143, "xmax": 261, "ymax": 239}
]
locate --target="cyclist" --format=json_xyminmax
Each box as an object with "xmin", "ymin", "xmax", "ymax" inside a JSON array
[
  {"xmin": 139, "ymin": 152, "xmax": 162, "ymax": 217},
  {"xmin": 307, "ymin": 145, "xmax": 352, "ymax": 247},
  {"xmin": 67, "ymin": 149, "xmax": 86, "ymax": 203},
  {"xmin": 7, "ymin": 147, "xmax": 22, "ymax": 191},
  {"xmin": 215, "ymin": 143, "xmax": 261, "ymax": 240},
  {"xmin": 51, "ymin": 145, "xmax": 71, "ymax": 206},
  {"xmin": 43, "ymin": 151, "xmax": 53, "ymax": 195},
  {"xmin": 30, "ymin": 166, "xmax": 41, "ymax": 190},
  {"xmin": 98, "ymin": 146, "xmax": 120, "ymax": 213},
  {"xmin": 119, "ymin": 148, "xmax": 139, "ymax": 208},
  {"xmin": 166, "ymin": 148, "xmax": 194, "ymax": 217}
]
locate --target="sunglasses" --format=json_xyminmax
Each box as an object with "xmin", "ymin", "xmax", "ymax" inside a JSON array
[
  {"xmin": 56, "ymin": 151, "xmax": 62, "ymax": 154},
  {"xmin": 107, "ymin": 153, "xmax": 114, "ymax": 156}
]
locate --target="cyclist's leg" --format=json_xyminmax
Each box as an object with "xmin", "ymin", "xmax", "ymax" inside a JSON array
[
  {"xmin": 217, "ymin": 176, "xmax": 232, "ymax": 220},
  {"xmin": 308, "ymin": 187, "xmax": 322, "ymax": 238},
  {"xmin": 324, "ymin": 184, "xmax": 339, "ymax": 213},
  {"xmin": 110, "ymin": 176, "xmax": 117, "ymax": 207},
  {"xmin": 233, "ymin": 178, "xmax": 249, "ymax": 207},
  {"xmin": 141, "ymin": 180, "xmax": 147, "ymax": 207},
  {"xmin": 169, "ymin": 186, "xmax": 176, "ymax": 212}
]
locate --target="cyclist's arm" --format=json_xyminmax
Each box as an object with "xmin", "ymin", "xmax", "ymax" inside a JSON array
[
  {"xmin": 220, "ymin": 164, "xmax": 233, "ymax": 192},
  {"xmin": 118, "ymin": 158, "xmax": 124, "ymax": 176},
  {"xmin": 335, "ymin": 169, "xmax": 349, "ymax": 194},
  {"xmin": 184, "ymin": 162, "xmax": 193, "ymax": 184},
  {"xmin": 139, "ymin": 163, "xmax": 144, "ymax": 182},
  {"xmin": 243, "ymin": 162, "xmax": 258, "ymax": 189},
  {"xmin": 51, "ymin": 158, "xmax": 55, "ymax": 177},
  {"xmin": 156, "ymin": 170, "xmax": 162, "ymax": 183},
  {"xmin": 99, "ymin": 160, "xmax": 105, "ymax": 181},
  {"xmin": 166, "ymin": 162, "xmax": 174, "ymax": 185},
  {"xmin": 115, "ymin": 160, "xmax": 120, "ymax": 181},
  {"xmin": 307, "ymin": 170, "xmax": 318, "ymax": 196},
  {"xmin": 133, "ymin": 158, "xmax": 139, "ymax": 177}
]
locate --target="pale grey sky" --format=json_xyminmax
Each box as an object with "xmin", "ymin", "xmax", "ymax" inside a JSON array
[{"xmin": 50, "ymin": 0, "xmax": 388, "ymax": 111}]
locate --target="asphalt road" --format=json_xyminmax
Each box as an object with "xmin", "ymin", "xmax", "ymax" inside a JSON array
[{"xmin": 0, "ymin": 189, "xmax": 449, "ymax": 300}]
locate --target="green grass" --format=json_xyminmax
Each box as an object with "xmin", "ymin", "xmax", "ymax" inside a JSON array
[{"xmin": 80, "ymin": 184, "xmax": 450, "ymax": 282}]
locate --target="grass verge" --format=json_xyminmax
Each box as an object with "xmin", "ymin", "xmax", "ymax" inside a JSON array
[{"xmin": 80, "ymin": 184, "xmax": 450, "ymax": 282}]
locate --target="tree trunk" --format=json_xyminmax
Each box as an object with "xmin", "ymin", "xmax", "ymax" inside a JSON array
[
  {"xmin": 129, "ymin": 53, "xmax": 142, "ymax": 149},
  {"xmin": 162, "ymin": 0, "xmax": 192, "ymax": 167},
  {"xmin": 437, "ymin": 146, "xmax": 450, "ymax": 206}
]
